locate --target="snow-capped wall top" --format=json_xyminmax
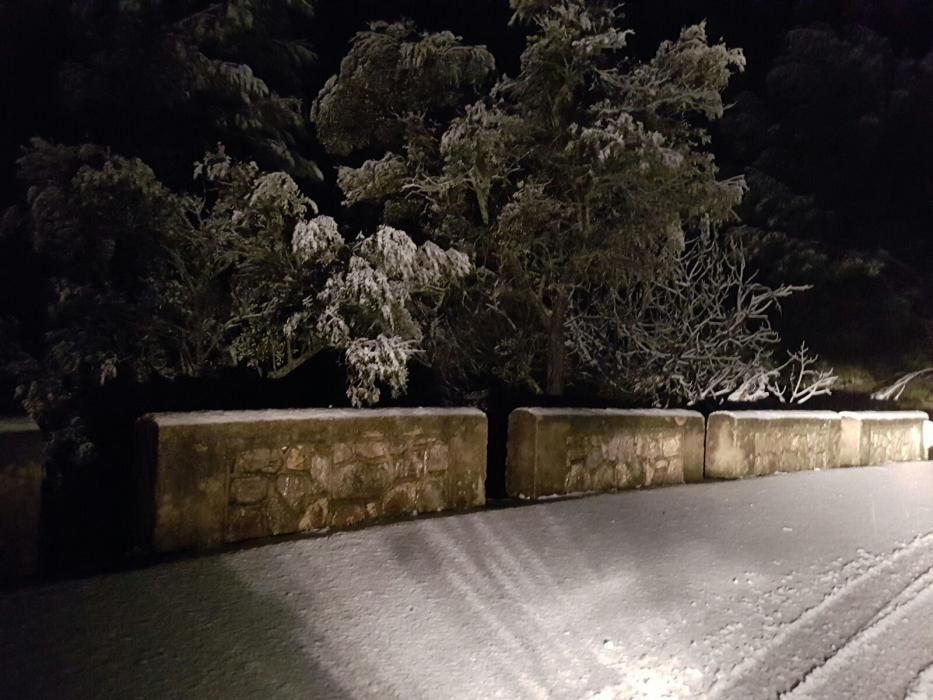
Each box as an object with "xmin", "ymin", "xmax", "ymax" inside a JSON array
[
  {"xmin": 515, "ymin": 408, "xmax": 703, "ymax": 419},
  {"xmin": 711, "ymin": 410, "xmax": 839, "ymax": 421},
  {"xmin": 839, "ymin": 411, "xmax": 929, "ymax": 421},
  {"xmin": 142, "ymin": 407, "xmax": 485, "ymax": 426}
]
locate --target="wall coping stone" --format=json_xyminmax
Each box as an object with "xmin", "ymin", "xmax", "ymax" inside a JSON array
[
  {"xmin": 144, "ymin": 407, "xmax": 484, "ymax": 427},
  {"xmin": 839, "ymin": 411, "xmax": 929, "ymax": 421},
  {"xmin": 712, "ymin": 410, "xmax": 839, "ymax": 420},
  {"xmin": 517, "ymin": 408, "xmax": 701, "ymax": 418}
]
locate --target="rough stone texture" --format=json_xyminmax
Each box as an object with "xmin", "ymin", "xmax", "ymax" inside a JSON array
[
  {"xmin": 506, "ymin": 408, "xmax": 705, "ymax": 499},
  {"xmin": 706, "ymin": 411, "xmax": 843, "ymax": 479},
  {"xmin": 839, "ymin": 411, "xmax": 928, "ymax": 467},
  {"xmin": 0, "ymin": 417, "xmax": 44, "ymax": 584},
  {"xmin": 135, "ymin": 408, "xmax": 487, "ymax": 552}
]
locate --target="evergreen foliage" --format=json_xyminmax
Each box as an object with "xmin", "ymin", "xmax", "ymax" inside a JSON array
[
  {"xmin": 5, "ymin": 139, "xmax": 468, "ymax": 469},
  {"xmin": 314, "ymin": 0, "xmax": 823, "ymax": 403}
]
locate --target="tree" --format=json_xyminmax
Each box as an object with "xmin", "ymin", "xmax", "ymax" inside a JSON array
[
  {"xmin": 315, "ymin": 1, "xmax": 761, "ymax": 399},
  {"xmin": 0, "ymin": 0, "xmax": 323, "ymax": 198},
  {"xmin": 0, "ymin": 0, "xmax": 330, "ymax": 410},
  {"xmin": 5, "ymin": 139, "xmax": 469, "ymax": 468},
  {"xmin": 568, "ymin": 231, "xmax": 836, "ymax": 405}
]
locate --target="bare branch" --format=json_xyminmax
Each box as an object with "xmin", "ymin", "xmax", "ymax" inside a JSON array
[
  {"xmin": 567, "ymin": 233, "xmax": 834, "ymax": 406},
  {"xmin": 871, "ymin": 368, "xmax": 933, "ymax": 401}
]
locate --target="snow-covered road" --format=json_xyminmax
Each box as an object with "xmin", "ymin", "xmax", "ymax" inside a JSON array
[{"xmin": 4, "ymin": 462, "xmax": 933, "ymax": 699}]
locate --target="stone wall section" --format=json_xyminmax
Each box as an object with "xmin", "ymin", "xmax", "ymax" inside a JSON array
[
  {"xmin": 705, "ymin": 411, "xmax": 842, "ymax": 479},
  {"xmin": 136, "ymin": 408, "xmax": 486, "ymax": 552},
  {"xmin": 839, "ymin": 411, "xmax": 928, "ymax": 466},
  {"xmin": 506, "ymin": 408, "xmax": 705, "ymax": 500},
  {"xmin": 0, "ymin": 417, "xmax": 44, "ymax": 584}
]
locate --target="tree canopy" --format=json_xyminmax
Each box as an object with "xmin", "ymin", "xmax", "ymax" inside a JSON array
[{"xmin": 314, "ymin": 1, "xmax": 799, "ymax": 402}]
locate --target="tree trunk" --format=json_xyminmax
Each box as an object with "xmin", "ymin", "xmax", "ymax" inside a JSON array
[{"xmin": 545, "ymin": 293, "xmax": 568, "ymax": 397}]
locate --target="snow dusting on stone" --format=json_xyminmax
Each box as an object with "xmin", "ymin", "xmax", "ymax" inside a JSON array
[
  {"xmin": 520, "ymin": 408, "xmax": 702, "ymax": 418},
  {"xmin": 146, "ymin": 407, "xmax": 484, "ymax": 426},
  {"xmin": 714, "ymin": 410, "xmax": 839, "ymax": 420},
  {"xmin": 839, "ymin": 411, "xmax": 929, "ymax": 421}
]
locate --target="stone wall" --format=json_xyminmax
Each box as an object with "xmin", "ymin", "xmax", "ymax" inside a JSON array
[
  {"xmin": 134, "ymin": 406, "xmax": 931, "ymax": 554},
  {"xmin": 506, "ymin": 408, "xmax": 705, "ymax": 500},
  {"xmin": 0, "ymin": 417, "xmax": 44, "ymax": 584},
  {"xmin": 136, "ymin": 408, "xmax": 487, "ymax": 552},
  {"xmin": 839, "ymin": 411, "xmax": 928, "ymax": 466},
  {"xmin": 706, "ymin": 410, "xmax": 929, "ymax": 479},
  {"xmin": 705, "ymin": 411, "xmax": 842, "ymax": 479}
]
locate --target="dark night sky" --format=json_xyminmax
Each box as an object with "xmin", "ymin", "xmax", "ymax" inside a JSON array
[{"xmin": 3, "ymin": 0, "xmax": 932, "ymax": 196}]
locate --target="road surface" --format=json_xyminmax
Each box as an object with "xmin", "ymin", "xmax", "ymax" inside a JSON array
[{"xmin": 3, "ymin": 462, "xmax": 933, "ymax": 699}]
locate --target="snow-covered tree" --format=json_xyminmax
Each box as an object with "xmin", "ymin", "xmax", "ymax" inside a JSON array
[
  {"xmin": 312, "ymin": 19, "xmax": 496, "ymax": 158},
  {"xmin": 6, "ymin": 139, "xmax": 469, "ymax": 468},
  {"xmin": 568, "ymin": 230, "xmax": 836, "ymax": 406},
  {"xmin": 315, "ymin": 1, "xmax": 770, "ymax": 399}
]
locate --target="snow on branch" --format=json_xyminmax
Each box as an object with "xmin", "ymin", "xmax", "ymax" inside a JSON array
[
  {"xmin": 871, "ymin": 368, "xmax": 933, "ymax": 402},
  {"xmin": 567, "ymin": 233, "xmax": 837, "ymax": 406}
]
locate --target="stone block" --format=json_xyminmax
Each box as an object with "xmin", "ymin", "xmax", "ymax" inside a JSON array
[
  {"xmin": 705, "ymin": 411, "xmax": 842, "ymax": 479},
  {"xmin": 417, "ymin": 478, "xmax": 447, "ymax": 513},
  {"xmin": 275, "ymin": 473, "xmax": 317, "ymax": 510},
  {"xmin": 382, "ymin": 481, "xmax": 419, "ymax": 516},
  {"xmin": 284, "ymin": 446, "xmax": 306, "ymax": 471},
  {"xmin": 227, "ymin": 507, "xmax": 267, "ymax": 542},
  {"xmin": 330, "ymin": 461, "xmax": 393, "ymax": 501},
  {"xmin": 839, "ymin": 411, "xmax": 928, "ymax": 466},
  {"xmin": 136, "ymin": 408, "xmax": 487, "ymax": 551},
  {"xmin": 230, "ymin": 476, "xmax": 268, "ymax": 505},
  {"xmin": 234, "ymin": 447, "xmax": 282, "ymax": 474},
  {"xmin": 298, "ymin": 498, "xmax": 329, "ymax": 531},
  {"xmin": 506, "ymin": 408, "xmax": 705, "ymax": 500},
  {"xmin": 0, "ymin": 417, "xmax": 44, "ymax": 584},
  {"xmin": 329, "ymin": 501, "xmax": 368, "ymax": 528}
]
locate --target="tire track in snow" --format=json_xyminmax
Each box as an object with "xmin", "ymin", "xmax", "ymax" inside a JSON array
[
  {"xmin": 782, "ymin": 563, "xmax": 933, "ymax": 699},
  {"xmin": 906, "ymin": 662, "xmax": 933, "ymax": 699},
  {"xmin": 420, "ymin": 520, "xmax": 554, "ymax": 699},
  {"xmin": 709, "ymin": 533, "xmax": 933, "ymax": 700},
  {"xmin": 468, "ymin": 517, "xmax": 595, "ymax": 685}
]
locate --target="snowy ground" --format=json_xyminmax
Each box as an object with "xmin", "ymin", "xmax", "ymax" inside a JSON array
[{"xmin": 4, "ymin": 463, "xmax": 933, "ymax": 699}]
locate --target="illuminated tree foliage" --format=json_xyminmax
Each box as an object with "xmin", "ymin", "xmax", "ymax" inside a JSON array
[
  {"xmin": 314, "ymin": 0, "xmax": 825, "ymax": 402},
  {"xmin": 6, "ymin": 139, "xmax": 468, "ymax": 466}
]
